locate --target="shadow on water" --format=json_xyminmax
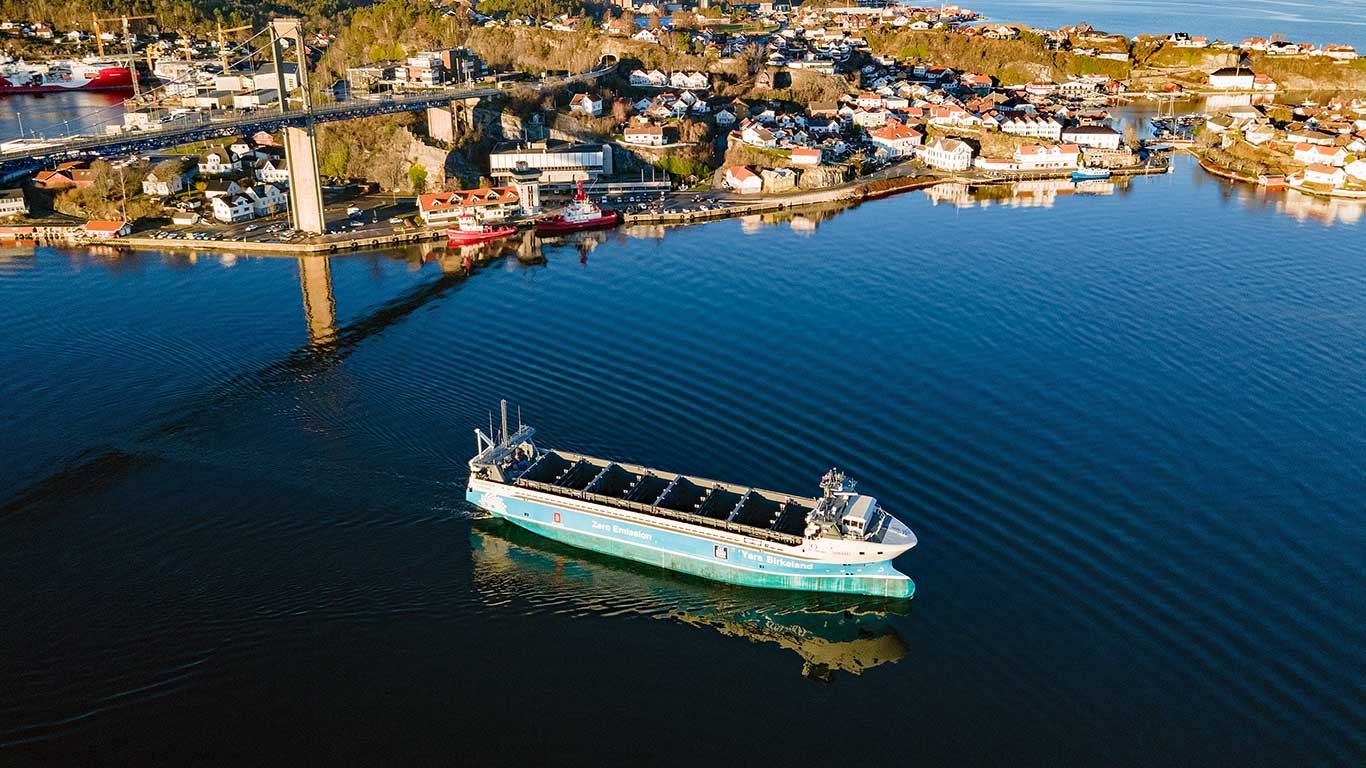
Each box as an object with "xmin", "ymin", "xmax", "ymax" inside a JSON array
[
  {"xmin": 0, "ymin": 246, "xmax": 522, "ymax": 519},
  {"xmin": 469, "ymin": 517, "xmax": 910, "ymax": 683}
]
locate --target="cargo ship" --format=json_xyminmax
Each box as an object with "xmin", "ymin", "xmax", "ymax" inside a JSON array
[
  {"xmin": 466, "ymin": 403, "xmax": 917, "ymax": 598},
  {"xmin": 534, "ymin": 180, "xmax": 620, "ymax": 234},
  {"xmin": 0, "ymin": 58, "xmax": 135, "ymax": 94}
]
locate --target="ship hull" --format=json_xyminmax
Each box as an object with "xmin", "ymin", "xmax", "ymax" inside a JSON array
[
  {"xmin": 0, "ymin": 67, "xmax": 135, "ymax": 94},
  {"xmin": 534, "ymin": 212, "xmax": 621, "ymax": 234},
  {"xmin": 467, "ymin": 482, "xmax": 914, "ymax": 598},
  {"xmin": 447, "ymin": 226, "xmax": 516, "ymax": 244}
]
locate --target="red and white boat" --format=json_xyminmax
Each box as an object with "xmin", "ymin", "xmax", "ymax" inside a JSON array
[
  {"xmin": 0, "ymin": 58, "xmax": 135, "ymax": 94},
  {"xmin": 447, "ymin": 214, "xmax": 517, "ymax": 245},
  {"xmin": 534, "ymin": 181, "xmax": 621, "ymax": 235}
]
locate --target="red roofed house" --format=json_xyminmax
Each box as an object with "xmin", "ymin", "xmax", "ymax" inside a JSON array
[
  {"xmin": 868, "ymin": 122, "xmax": 923, "ymax": 157},
  {"xmin": 1293, "ymin": 143, "xmax": 1348, "ymax": 167},
  {"xmin": 81, "ymin": 220, "xmax": 131, "ymax": 238},
  {"xmin": 1301, "ymin": 164, "xmax": 1346, "ymax": 187},
  {"xmin": 725, "ymin": 165, "xmax": 762, "ymax": 194},
  {"xmin": 34, "ymin": 161, "xmax": 97, "ymax": 190},
  {"xmin": 1014, "ymin": 143, "xmax": 1081, "ymax": 170},
  {"xmin": 790, "ymin": 147, "xmax": 823, "ymax": 166},
  {"xmin": 417, "ymin": 187, "xmax": 520, "ymax": 224}
]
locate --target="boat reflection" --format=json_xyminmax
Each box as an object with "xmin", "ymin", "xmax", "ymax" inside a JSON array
[
  {"xmin": 923, "ymin": 177, "xmax": 1121, "ymax": 209},
  {"xmin": 469, "ymin": 518, "xmax": 910, "ymax": 682}
]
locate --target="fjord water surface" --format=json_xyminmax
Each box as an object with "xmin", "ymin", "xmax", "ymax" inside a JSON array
[{"xmin": 2, "ymin": 160, "xmax": 1363, "ymax": 765}]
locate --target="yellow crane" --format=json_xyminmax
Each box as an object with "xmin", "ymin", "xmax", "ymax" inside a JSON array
[
  {"xmin": 90, "ymin": 14, "xmax": 156, "ymax": 58},
  {"xmin": 216, "ymin": 22, "xmax": 254, "ymax": 74}
]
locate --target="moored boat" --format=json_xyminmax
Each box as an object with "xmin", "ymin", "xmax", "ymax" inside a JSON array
[
  {"xmin": 1071, "ymin": 165, "xmax": 1112, "ymax": 181},
  {"xmin": 0, "ymin": 58, "xmax": 134, "ymax": 93},
  {"xmin": 534, "ymin": 180, "xmax": 620, "ymax": 234},
  {"xmin": 466, "ymin": 402, "xmax": 918, "ymax": 598},
  {"xmin": 447, "ymin": 214, "xmax": 516, "ymax": 245}
]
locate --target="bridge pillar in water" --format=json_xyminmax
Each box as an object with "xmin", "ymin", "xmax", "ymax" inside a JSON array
[
  {"xmin": 271, "ymin": 18, "xmax": 327, "ymax": 235},
  {"xmin": 297, "ymin": 256, "xmax": 336, "ymax": 346}
]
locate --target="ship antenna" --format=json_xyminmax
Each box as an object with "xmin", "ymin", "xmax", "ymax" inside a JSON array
[
  {"xmin": 500, "ymin": 399, "xmax": 509, "ymax": 447},
  {"xmin": 488, "ymin": 411, "xmax": 494, "ymax": 445},
  {"xmin": 517, "ymin": 405, "xmax": 523, "ymax": 430}
]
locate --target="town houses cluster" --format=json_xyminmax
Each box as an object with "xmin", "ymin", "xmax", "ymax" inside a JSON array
[{"xmin": 1202, "ymin": 97, "xmax": 1366, "ymax": 194}]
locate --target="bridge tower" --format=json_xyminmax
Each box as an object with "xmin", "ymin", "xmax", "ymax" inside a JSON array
[{"xmin": 270, "ymin": 18, "xmax": 327, "ymax": 235}]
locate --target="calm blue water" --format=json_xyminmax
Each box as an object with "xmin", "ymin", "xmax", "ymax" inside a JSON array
[
  {"xmin": 971, "ymin": 0, "xmax": 1366, "ymax": 48},
  {"xmin": 2, "ymin": 158, "xmax": 1364, "ymax": 765}
]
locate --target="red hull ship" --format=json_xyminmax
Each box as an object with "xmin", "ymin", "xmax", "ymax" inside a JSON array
[
  {"xmin": 0, "ymin": 60, "xmax": 135, "ymax": 94},
  {"xmin": 535, "ymin": 181, "xmax": 621, "ymax": 235}
]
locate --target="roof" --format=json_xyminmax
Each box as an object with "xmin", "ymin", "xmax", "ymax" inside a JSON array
[
  {"xmin": 83, "ymin": 220, "xmax": 126, "ymax": 232},
  {"xmin": 1210, "ymin": 67, "xmax": 1255, "ymax": 77},
  {"xmin": 726, "ymin": 165, "xmax": 758, "ymax": 181},
  {"xmin": 418, "ymin": 187, "xmax": 519, "ymax": 213},
  {"xmin": 791, "ymin": 147, "xmax": 821, "ymax": 157},
  {"xmin": 870, "ymin": 123, "xmax": 920, "ymax": 141},
  {"xmin": 1063, "ymin": 125, "xmax": 1121, "ymax": 135}
]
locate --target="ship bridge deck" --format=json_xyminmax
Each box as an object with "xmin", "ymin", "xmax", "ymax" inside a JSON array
[{"xmin": 509, "ymin": 450, "xmax": 816, "ymax": 546}]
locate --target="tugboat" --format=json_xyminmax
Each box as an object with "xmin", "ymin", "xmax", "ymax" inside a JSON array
[
  {"xmin": 534, "ymin": 180, "xmax": 621, "ymax": 235},
  {"xmin": 447, "ymin": 213, "xmax": 516, "ymax": 245},
  {"xmin": 1071, "ymin": 165, "xmax": 1112, "ymax": 181}
]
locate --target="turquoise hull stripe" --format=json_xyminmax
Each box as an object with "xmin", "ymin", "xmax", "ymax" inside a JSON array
[{"xmin": 468, "ymin": 488, "xmax": 914, "ymax": 599}]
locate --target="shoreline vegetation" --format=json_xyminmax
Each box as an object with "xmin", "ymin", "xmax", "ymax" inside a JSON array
[{"xmin": 3, "ymin": 0, "xmax": 1365, "ymax": 244}]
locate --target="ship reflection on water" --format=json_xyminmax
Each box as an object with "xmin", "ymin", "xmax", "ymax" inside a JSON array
[{"xmin": 469, "ymin": 519, "xmax": 909, "ymax": 682}]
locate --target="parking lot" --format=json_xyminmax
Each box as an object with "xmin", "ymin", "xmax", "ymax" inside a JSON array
[{"xmin": 144, "ymin": 194, "xmax": 420, "ymax": 244}]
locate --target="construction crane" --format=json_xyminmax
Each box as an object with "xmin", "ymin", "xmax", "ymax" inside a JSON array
[
  {"xmin": 90, "ymin": 14, "xmax": 156, "ymax": 58},
  {"xmin": 216, "ymin": 22, "xmax": 254, "ymax": 74}
]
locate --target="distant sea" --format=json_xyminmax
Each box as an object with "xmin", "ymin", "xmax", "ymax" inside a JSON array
[{"xmin": 967, "ymin": 0, "xmax": 1366, "ymax": 49}]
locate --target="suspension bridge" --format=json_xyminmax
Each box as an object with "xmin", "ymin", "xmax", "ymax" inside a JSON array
[{"xmin": 1, "ymin": 18, "xmax": 612, "ymax": 234}]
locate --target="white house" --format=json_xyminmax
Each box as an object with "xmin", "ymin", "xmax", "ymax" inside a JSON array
[
  {"xmin": 198, "ymin": 148, "xmax": 241, "ymax": 175},
  {"xmin": 252, "ymin": 158, "xmax": 290, "ymax": 185},
  {"xmin": 1345, "ymin": 159, "xmax": 1366, "ymax": 183},
  {"xmin": 1302, "ymin": 164, "xmax": 1346, "ymax": 187},
  {"xmin": 416, "ymin": 187, "xmax": 520, "ymax": 224},
  {"xmin": 868, "ymin": 122, "xmax": 922, "ymax": 157},
  {"xmin": 212, "ymin": 195, "xmax": 256, "ymax": 223},
  {"xmin": 0, "ymin": 188, "xmax": 27, "ymax": 218},
  {"xmin": 245, "ymin": 183, "xmax": 287, "ymax": 216},
  {"xmin": 623, "ymin": 124, "xmax": 666, "ymax": 146},
  {"xmin": 630, "ymin": 69, "xmax": 668, "ymax": 87},
  {"xmin": 1001, "ymin": 114, "xmax": 1064, "ymax": 141},
  {"xmin": 670, "ymin": 71, "xmax": 709, "ymax": 90},
  {"xmin": 141, "ymin": 162, "xmax": 195, "ymax": 197},
  {"xmin": 789, "ymin": 147, "xmax": 822, "ymax": 166},
  {"xmin": 1293, "ymin": 143, "xmax": 1348, "ymax": 167},
  {"xmin": 1208, "ymin": 67, "xmax": 1256, "ymax": 90},
  {"xmin": 725, "ymin": 165, "xmax": 763, "ymax": 194},
  {"xmin": 202, "ymin": 179, "xmax": 244, "ymax": 200},
  {"xmin": 1014, "ymin": 143, "xmax": 1081, "ymax": 170},
  {"xmin": 852, "ymin": 109, "xmax": 889, "ymax": 128},
  {"xmin": 632, "ymin": 29, "xmax": 660, "ymax": 44},
  {"xmin": 741, "ymin": 124, "xmax": 778, "ymax": 148},
  {"xmin": 569, "ymin": 93, "xmax": 603, "ymax": 116},
  {"xmin": 714, "ymin": 109, "xmax": 737, "ymax": 127},
  {"xmin": 923, "ymin": 138, "xmax": 973, "ymax": 171},
  {"xmin": 1061, "ymin": 125, "xmax": 1123, "ymax": 150}
]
